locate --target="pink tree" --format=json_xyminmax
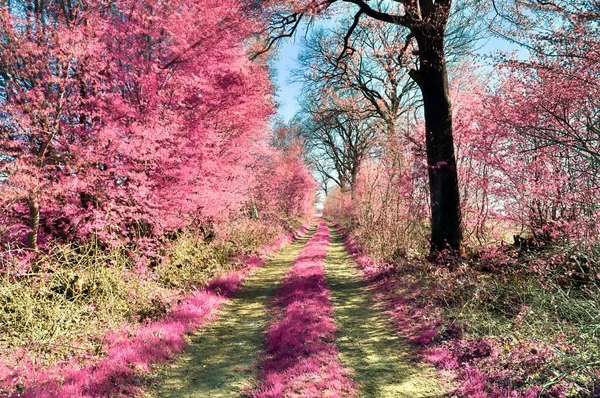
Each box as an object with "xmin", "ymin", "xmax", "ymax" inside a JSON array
[
  {"xmin": 482, "ymin": 52, "xmax": 600, "ymax": 242},
  {"xmin": 253, "ymin": 125, "xmax": 316, "ymax": 224},
  {"xmin": 0, "ymin": 0, "xmax": 313, "ymax": 251}
]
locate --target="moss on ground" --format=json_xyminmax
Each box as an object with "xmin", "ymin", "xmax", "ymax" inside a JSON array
[{"xmin": 324, "ymin": 227, "xmax": 447, "ymax": 398}]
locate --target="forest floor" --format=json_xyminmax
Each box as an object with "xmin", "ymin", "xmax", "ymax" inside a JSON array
[{"xmin": 142, "ymin": 220, "xmax": 447, "ymax": 397}]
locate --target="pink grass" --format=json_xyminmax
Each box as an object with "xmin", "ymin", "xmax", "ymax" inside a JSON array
[
  {"xmin": 0, "ymin": 223, "xmax": 311, "ymax": 398},
  {"xmin": 331, "ymin": 221, "xmax": 567, "ymax": 398},
  {"xmin": 251, "ymin": 220, "xmax": 357, "ymax": 398}
]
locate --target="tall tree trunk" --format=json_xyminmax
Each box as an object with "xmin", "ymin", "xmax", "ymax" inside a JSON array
[
  {"xmin": 27, "ymin": 195, "xmax": 40, "ymax": 250},
  {"xmin": 412, "ymin": 34, "xmax": 462, "ymax": 255}
]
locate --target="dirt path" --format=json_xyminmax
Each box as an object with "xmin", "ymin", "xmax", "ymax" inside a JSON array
[
  {"xmin": 250, "ymin": 220, "xmax": 356, "ymax": 397},
  {"xmin": 146, "ymin": 220, "xmax": 446, "ymax": 397}
]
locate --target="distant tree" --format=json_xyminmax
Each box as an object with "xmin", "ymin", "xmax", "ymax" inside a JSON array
[
  {"xmin": 298, "ymin": 91, "xmax": 379, "ymax": 192},
  {"xmin": 259, "ymin": 0, "xmax": 488, "ymax": 253},
  {"xmin": 295, "ymin": 18, "xmax": 420, "ymax": 210},
  {"xmin": 298, "ymin": 19, "xmax": 418, "ymax": 141}
]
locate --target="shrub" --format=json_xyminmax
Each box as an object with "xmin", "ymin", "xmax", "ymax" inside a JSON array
[{"xmin": 0, "ymin": 217, "xmax": 301, "ymax": 369}]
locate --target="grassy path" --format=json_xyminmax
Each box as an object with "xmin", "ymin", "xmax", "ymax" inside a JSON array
[
  {"xmin": 324, "ymin": 227, "xmax": 447, "ymax": 398},
  {"xmin": 251, "ymin": 220, "xmax": 356, "ymax": 397},
  {"xmin": 145, "ymin": 226, "xmax": 315, "ymax": 398},
  {"xmin": 146, "ymin": 221, "xmax": 446, "ymax": 397}
]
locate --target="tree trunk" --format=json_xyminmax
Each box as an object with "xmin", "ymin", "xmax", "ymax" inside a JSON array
[
  {"xmin": 412, "ymin": 34, "xmax": 462, "ymax": 255},
  {"xmin": 27, "ymin": 195, "xmax": 40, "ymax": 250}
]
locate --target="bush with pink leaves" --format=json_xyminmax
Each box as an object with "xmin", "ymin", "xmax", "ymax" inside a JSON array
[{"xmin": 332, "ymin": 223, "xmax": 600, "ymax": 397}]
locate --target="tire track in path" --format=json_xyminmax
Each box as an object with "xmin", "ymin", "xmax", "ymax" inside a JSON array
[
  {"xmin": 324, "ymin": 226, "xmax": 447, "ymax": 398},
  {"xmin": 145, "ymin": 225, "xmax": 316, "ymax": 398}
]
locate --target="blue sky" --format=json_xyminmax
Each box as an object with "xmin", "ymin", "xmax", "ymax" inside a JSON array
[
  {"xmin": 272, "ymin": 34, "xmax": 524, "ymax": 123},
  {"xmin": 272, "ymin": 40, "xmax": 304, "ymax": 123}
]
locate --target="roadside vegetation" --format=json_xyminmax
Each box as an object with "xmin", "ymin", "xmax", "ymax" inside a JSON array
[{"xmin": 3, "ymin": 0, "xmax": 600, "ymax": 395}]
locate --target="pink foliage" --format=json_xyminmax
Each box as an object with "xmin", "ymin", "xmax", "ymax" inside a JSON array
[
  {"xmin": 0, "ymin": 0, "xmax": 315, "ymax": 250},
  {"xmin": 252, "ymin": 135, "xmax": 318, "ymax": 224},
  {"xmin": 479, "ymin": 47, "xmax": 600, "ymax": 243},
  {"xmin": 0, "ymin": 225, "xmax": 310, "ymax": 397},
  {"xmin": 451, "ymin": 41, "xmax": 600, "ymax": 246},
  {"xmin": 252, "ymin": 220, "xmax": 356, "ymax": 398},
  {"xmin": 332, "ymin": 222, "xmax": 567, "ymax": 397}
]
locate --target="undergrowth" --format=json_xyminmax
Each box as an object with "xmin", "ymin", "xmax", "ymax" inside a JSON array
[
  {"xmin": 420, "ymin": 252, "xmax": 600, "ymax": 396},
  {"xmin": 0, "ymin": 218, "xmax": 289, "ymax": 370},
  {"xmin": 340, "ymin": 221, "xmax": 600, "ymax": 397}
]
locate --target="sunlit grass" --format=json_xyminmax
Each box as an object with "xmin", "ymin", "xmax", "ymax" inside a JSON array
[
  {"xmin": 143, "ymin": 228, "xmax": 315, "ymax": 397},
  {"xmin": 324, "ymin": 228, "xmax": 447, "ymax": 398}
]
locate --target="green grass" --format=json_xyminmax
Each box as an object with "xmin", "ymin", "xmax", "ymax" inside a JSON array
[
  {"xmin": 0, "ymin": 220, "xmax": 288, "ymax": 369},
  {"xmin": 144, "ymin": 227, "xmax": 315, "ymax": 397},
  {"xmin": 324, "ymin": 227, "xmax": 447, "ymax": 398}
]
